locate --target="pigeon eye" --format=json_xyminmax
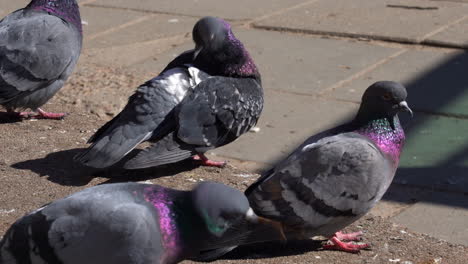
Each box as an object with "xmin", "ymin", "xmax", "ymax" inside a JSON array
[{"xmin": 382, "ymin": 93, "xmax": 392, "ymax": 101}]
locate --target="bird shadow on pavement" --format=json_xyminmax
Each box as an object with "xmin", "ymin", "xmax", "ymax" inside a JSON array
[
  {"xmin": 11, "ymin": 148, "xmax": 201, "ymax": 186},
  {"xmin": 194, "ymin": 240, "xmax": 323, "ymax": 262}
]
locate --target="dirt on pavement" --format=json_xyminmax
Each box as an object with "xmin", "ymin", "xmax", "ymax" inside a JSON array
[{"xmin": 0, "ymin": 62, "xmax": 466, "ymax": 264}]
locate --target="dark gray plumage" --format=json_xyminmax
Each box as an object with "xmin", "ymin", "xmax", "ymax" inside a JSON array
[
  {"xmin": 196, "ymin": 81, "xmax": 412, "ymax": 259},
  {"xmin": 75, "ymin": 17, "xmax": 263, "ymax": 169},
  {"xmin": 0, "ymin": 0, "xmax": 82, "ymax": 119},
  {"xmin": 0, "ymin": 181, "xmax": 284, "ymax": 264}
]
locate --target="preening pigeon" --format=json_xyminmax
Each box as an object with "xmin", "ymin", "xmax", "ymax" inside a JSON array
[
  {"xmin": 196, "ymin": 81, "xmax": 412, "ymax": 259},
  {"xmin": 0, "ymin": 0, "xmax": 82, "ymax": 119},
  {"xmin": 75, "ymin": 16, "xmax": 263, "ymax": 169},
  {"xmin": 0, "ymin": 181, "xmax": 284, "ymax": 264}
]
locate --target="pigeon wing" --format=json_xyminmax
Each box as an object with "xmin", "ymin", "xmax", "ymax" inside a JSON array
[
  {"xmin": 0, "ymin": 184, "xmax": 163, "ymax": 264},
  {"xmin": 75, "ymin": 67, "xmax": 196, "ymax": 168},
  {"xmin": 177, "ymin": 76, "xmax": 263, "ymax": 150},
  {"xmin": 247, "ymin": 133, "xmax": 392, "ymax": 233},
  {"xmin": 123, "ymin": 77, "xmax": 263, "ymax": 169},
  {"xmin": 0, "ymin": 10, "xmax": 81, "ymax": 103}
]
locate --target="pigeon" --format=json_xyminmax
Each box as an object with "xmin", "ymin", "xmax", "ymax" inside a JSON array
[
  {"xmin": 75, "ymin": 16, "xmax": 263, "ymax": 169},
  {"xmin": 0, "ymin": 181, "xmax": 285, "ymax": 264},
  {"xmin": 196, "ymin": 81, "xmax": 413, "ymax": 259},
  {"xmin": 0, "ymin": 0, "xmax": 82, "ymax": 120}
]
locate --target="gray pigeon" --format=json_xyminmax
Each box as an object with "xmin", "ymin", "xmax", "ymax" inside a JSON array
[
  {"xmin": 196, "ymin": 81, "xmax": 413, "ymax": 259},
  {"xmin": 75, "ymin": 16, "xmax": 263, "ymax": 169},
  {"xmin": 0, "ymin": 181, "xmax": 285, "ymax": 264},
  {"xmin": 0, "ymin": 0, "xmax": 82, "ymax": 119}
]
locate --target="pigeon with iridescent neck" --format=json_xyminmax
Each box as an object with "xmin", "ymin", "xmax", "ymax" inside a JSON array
[
  {"xmin": 76, "ymin": 16, "xmax": 263, "ymax": 169},
  {"xmin": 0, "ymin": 181, "xmax": 284, "ymax": 264},
  {"xmin": 0, "ymin": 0, "xmax": 82, "ymax": 119},
  {"xmin": 197, "ymin": 81, "xmax": 412, "ymax": 259}
]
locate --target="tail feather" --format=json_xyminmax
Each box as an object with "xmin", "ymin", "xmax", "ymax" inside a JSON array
[
  {"xmin": 124, "ymin": 133, "xmax": 195, "ymax": 169},
  {"xmin": 75, "ymin": 130, "xmax": 151, "ymax": 169},
  {"xmin": 87, "ymin": 113, "xmax": 121, "ymax": 144}
]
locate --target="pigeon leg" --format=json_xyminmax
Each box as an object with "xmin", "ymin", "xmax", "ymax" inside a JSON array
[
  {"xmin": 322, "ymin": 235, "xmax": 369, "ymax": 253},
  {"xmin": 6, "ymin": 108, "xmax": 67, "ymax": 119},
  {"xmin": 6, "ymin": 109, "xmax": 33, "ymax": 119},
  {"xmin": 35, "ymin": 108, "xmax": 68, "ymax": 119},
  {"xmin": 193, "ymin": 154, "xmax": 227, "ymax": 168},
  {"xmin": 335, "ymin": 231, "xmax": 363, "ymax": 241}
]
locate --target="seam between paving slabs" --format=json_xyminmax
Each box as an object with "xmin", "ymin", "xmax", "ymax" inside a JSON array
[
  {"xmin": 85, "ymin": 13, "xmax": 158, "ymax": 41},
  {"xmin": 318, "ymin": 49, "xmax": 409, "ymax": 95},
  {"xmin": 79, "ymin": 0, "xmax": 98, "ymax": 6},
  {"xmin": 244, "ymin": 0, "xmax": 321, "ymax": 25},
  {"xmin": 419, "ymin": 14, "xmax": 468, "ymax": 42},
  {"xmin": 83, "ymin": 3, "xmax": 220, "ymax": 20},
  {"xmin": 422, "ymin": 15, "xmax": 468, "ymax": 49}
]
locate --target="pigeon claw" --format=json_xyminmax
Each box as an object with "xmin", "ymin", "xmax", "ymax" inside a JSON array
[
  {"xmin": 335, "ymin": 231, "xmax": 364, "ymax": 241},
  {"xmin": 36, "ymin": 108, "xmax": 68, "ymax": 120},
  {"xmin": 322, "ymin": 236, "xmax": 369, "ymax": 253},
  {"xmin": 193, "ymin": 154, "xmax": 227, "ymax": 168}
]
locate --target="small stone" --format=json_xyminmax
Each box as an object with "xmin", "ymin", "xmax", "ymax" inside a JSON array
[{"xmin": 250, "ymin": 127, "xmax": 261, "ymax": 133}]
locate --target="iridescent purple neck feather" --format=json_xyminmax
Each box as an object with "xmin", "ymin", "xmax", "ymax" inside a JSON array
[
  {"xmin": 356, "ymin": 116, "xmax": 405, "ymax": 166},
  {"xmin": 144, "ymin": 187, "xmax": 183, "ymax": 264},
  {"xmin": 27, "ymin": 0, "xmax": 82, "ymax": 33},
  {"xmin": 226, "ymin": 30, "xmax": 259, "ymax": 78},
  {"xmin": 194, "ymin": 18, "xmax": 259, "ymax": 80}
]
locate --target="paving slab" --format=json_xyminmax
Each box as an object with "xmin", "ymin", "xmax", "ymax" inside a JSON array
[
  {"xmin": 86, "ymin": 14, "xmax": 198, "ymax": 49},
  {"xmin": 432, "ymin": 0, "xmax": 468, "ymax": 2},
  {"xmin": 425, "ymin": 16, "xmax": 468, "ymax": 48},
  {"xmin": 91, "ymin": 0, "xmax": 308, "ymax": 20},
  {"xmin": 328, "ymin": 50, "xmax": 468, "ymax": 117},
  {"xmin": 80, "ymin": 6, "xmax": 150, "ymax": 39},
  {"xmin": 392, "ymin": 191, "xmax": 468, "ymax": 246},
  {"xmin": 254, "ymin": 0, "xmax": 468, "ymax": 43},
  {"xmin": 210, "ymin": 90, "xmax": 358, "ymax": 164},
  {"xmin": 127, "ymin": 41, "xmax": 192, "ymax": 74},
  {"xmin": 395, "ymin": 113, "xmax": 468, "ymax": 194},
  {"xmin": 0, "ymin": 0, "xmax": 28, "ymax": 16},
  {"xmin": 83, "ymin": 35, "xmax": 190, "ymax": 68},
  {"xmin": 132, "ymin": 28, "xmax": 400, "ymax": 95},
  {"xmin": 370, "ymin": 184, "xmax": 430, "ymax": 218}
]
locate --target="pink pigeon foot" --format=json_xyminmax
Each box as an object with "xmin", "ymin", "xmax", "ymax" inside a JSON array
[
  {"xmin": 193, "ymin": 154, "xmax": 227, "ymax": 168},
  {"xmin": 35, "ymin": 108, "xmax": 68, "ymax": 119},
  {"xmin": 8, "ymin": 108, "xmax": 67, "ymax": 120},
  {"xmin": 322, "ymin": 233, "xmax": 369, "ymax": 253}
]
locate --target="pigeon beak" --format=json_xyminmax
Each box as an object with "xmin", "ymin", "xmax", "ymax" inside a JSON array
[
  {"xmin": 193, "ymin": 45, "xmax": 203, "ymax": 60},
  {"xmin": 245, "ymin": 208, "xmax": 287, "ymax": 241},
  {"xmin": 398, "ymin": 101, "xmax": 413, "ymax": 117}
]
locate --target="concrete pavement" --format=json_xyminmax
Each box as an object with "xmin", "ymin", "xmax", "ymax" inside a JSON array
[{"xmin": 2, "ymin": 0, "xmax": 468, "ymax": 247}]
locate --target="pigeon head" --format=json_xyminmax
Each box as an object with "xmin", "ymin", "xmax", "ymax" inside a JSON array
[
  {"xmin": 27, "ymin": 0, "xmax": 82, "ymax": 33},
  {"xmin": 191, "ymin": 17, "xmax": 260, "ymax": 78},
  {"xmin": 357, "ymin": 81, "xmax": 412, "ymax": 122},
  {"xmin": 192, "ymin": 16, "xmax": 229, "ymax": 57},
  {"xmin": 191, "ymin": 182, "xmax": 284, "ymax": 238}
]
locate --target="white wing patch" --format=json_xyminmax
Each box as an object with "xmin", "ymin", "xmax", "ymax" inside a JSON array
[
  {"xmin": 156, "ymin": 68, "xmax": 194, "ymax": 103},
  {"xmin": 187, "ymin": 66, "xmax": 206, "ymax": 86},
  {"xmin": 156, "ymin": 66, "xmax": 208, "ymax": 103},
  {"xmin": 302, "ymin": 143, "xmax": 317, "ymax": 152}
]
